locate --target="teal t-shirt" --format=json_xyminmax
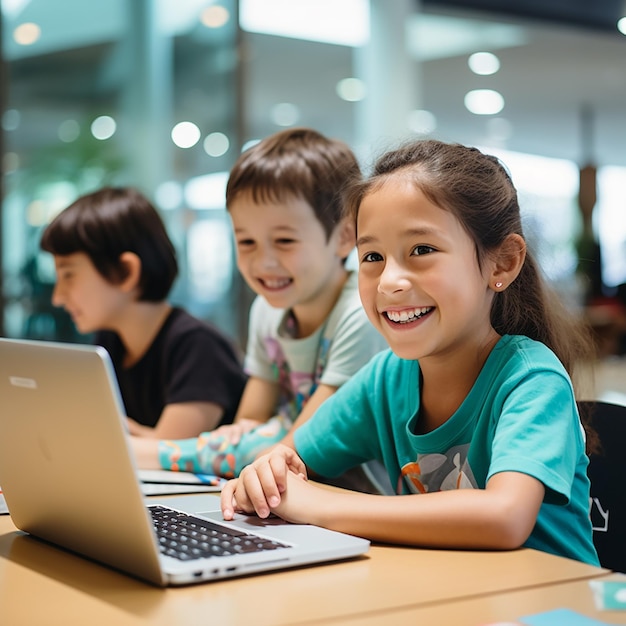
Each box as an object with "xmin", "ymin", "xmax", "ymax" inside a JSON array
[{"xmin": 294, "ymin": 335, "xmax": 599, "ymax": 566}]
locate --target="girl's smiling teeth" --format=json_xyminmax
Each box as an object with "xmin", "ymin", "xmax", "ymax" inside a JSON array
[{"xmin": 385, "ymin": 306, "xmax": 433, "ymax": 323}]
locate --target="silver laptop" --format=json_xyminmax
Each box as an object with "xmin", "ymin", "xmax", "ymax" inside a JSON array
[{"xmin": 0, "ymin": 338, "xmax": 369, "ymax": 586}]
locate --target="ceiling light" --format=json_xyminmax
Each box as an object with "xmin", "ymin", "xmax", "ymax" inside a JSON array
[
  {"xmin": 240, "ymin": 0, "xmax": 369, "ymax": 47},
  {"xmin": 464, "ymin": 89, "xmax": 504, "ymax": 115},
  {"xmin": 200, "ymin": 6, "xmax": 230, "ymax": 29},
  {"xmin": 336, "ymin": 78, "xmax": 366, "ymax": 102},
  {"xmin": 91, "ymin": 115, "xmax": 116, "ymax": 140},
  {"xmin": 13, "ymin": 22, "xmax": 40, "ymax": 45},
  {"xmin": 203, "ymin": 132, "xmax": 230, "ymax": 157},
  {"xmin": 468, "ymin": 52, "xmax": 500, "ymax": 75},
  {"xmin": 171, "ymin": 121, "xmax": 201, "ymax": 149}
]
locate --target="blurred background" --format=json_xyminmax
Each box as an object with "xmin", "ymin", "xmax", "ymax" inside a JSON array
[{"xmin": 2, "ymin": 0, "xmax": 626, "ymax": 358}]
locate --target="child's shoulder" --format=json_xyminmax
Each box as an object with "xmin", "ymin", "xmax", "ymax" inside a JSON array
[
  {"xmin": 161, "ymin": 307, "xmax": 233, "ymax": 345},
  {"xmin": 492, "ymin": 334, "xmax": 567, "ymax": 375}
]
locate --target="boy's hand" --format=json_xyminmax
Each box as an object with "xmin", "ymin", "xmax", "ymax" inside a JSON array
[
  {"xmin": 221, "ymin": 444, "xmax": 307, "ymax": 519},
  {"xmin": 211, "ymin": 418, "xmax": 263, "ymax": 445}
]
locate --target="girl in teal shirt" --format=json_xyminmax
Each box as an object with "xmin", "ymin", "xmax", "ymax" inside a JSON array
[{"xmin": 220, "ymin": 139, "xmax": 599, "ymax": 565}]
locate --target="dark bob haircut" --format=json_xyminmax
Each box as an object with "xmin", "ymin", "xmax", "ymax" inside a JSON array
[{"xmin": 40, "ymin": 187, "xmax": 178, "ymax": 302}]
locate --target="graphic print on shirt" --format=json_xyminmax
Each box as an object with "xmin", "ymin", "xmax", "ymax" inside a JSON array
[
  {"xmin": 264, "ymin": 337, "xmax": 317, "ymax": 421},
  {"xmin": 399, "ymin": 444, "xmax": 478, "ymax": 495}
]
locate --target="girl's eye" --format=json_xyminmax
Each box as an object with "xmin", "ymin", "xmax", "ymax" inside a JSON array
[
  {"xmin": 411, "ymin": 245, "xmax": 435, "ymax": 256},
  {"xmin": 237, "ymin": 239, "xmax": 255, "ymax": 247},
  {"xmin": 275, "ymin": 238, "xmax": 296, "ymax": 245},
  {"xmin": 362, "ymin": 252, "xmax": 383, "ymax": 263}
]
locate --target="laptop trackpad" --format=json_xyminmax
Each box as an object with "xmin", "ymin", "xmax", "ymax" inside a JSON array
[{"xmin": 199, "ymin": 509, "xmax": 290, "ymax": 528}]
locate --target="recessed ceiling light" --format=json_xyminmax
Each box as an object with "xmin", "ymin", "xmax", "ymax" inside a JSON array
[
  {"xmin": 200, "ymin": 6, "xmax": 230, "ymax": 29},
  {"xmin": 91, "ymin": 115, "xmax": 116, "ymax": 140},
  {"xmin": 464, "ymin": 89, "xmax": 504, "ymax": 115},
  {"xmin": 13, "ymin": 22, "xmax": 40, "ymax": 46},
  {"xmin": 203, "ymin": 132, "xmax": 230, "ymax": 157},
  {"xmin": 336, "ymin": 78, "xmax": 366, "ymax": 102},
  {"xmin": 468, "ymin": 52, "xmax": 500, "ymax": 75},
  {"xmin": 171, "ymin": 121, "xmax": 201, "ymax": 148}
]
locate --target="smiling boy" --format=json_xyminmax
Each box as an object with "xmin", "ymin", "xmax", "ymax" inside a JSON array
[{"xmin": 133, "ymin": 128, "xmax": 389, "ymax": 490}]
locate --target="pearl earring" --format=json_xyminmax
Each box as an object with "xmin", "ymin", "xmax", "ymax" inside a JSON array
[{"xmin": 495, "ymin": 282, "xmax": 503, "ymax": 289}]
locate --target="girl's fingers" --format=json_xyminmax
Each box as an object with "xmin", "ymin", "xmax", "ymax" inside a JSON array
[
  {"xmin": 255, "ymin": 458, "xmax": 284, "ymax": 508},
  {"xmin": 222, "ymin": 446, "xmax": 305, "ymax": 520},
  {"xmin": 238, "ymin": 464, "xmax": 273, "ymax": 518},
  {"xmin": 220, "ymin": 479, "xmax": 238, "ymax": 520},
  {"xmin": 268, "ymin": 453, "xmax": 291, "ymax": 494}
]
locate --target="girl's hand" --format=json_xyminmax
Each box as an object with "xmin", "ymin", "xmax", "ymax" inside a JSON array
[
  {"xmin": 266, "ymin": 471, "xmax": 323, "ymax": 525},
  {"xmin": 221, "ymin": 444, "xmax": 307, "ymax": 519}
]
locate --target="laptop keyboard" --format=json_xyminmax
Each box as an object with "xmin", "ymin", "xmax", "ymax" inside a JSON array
[{"xmin": 149, "ymin": 505, "xmax": 289, "ymax": 561}]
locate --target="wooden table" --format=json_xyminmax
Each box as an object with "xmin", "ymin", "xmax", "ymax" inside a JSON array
[
  {"xmin": 0, "ymin": 495, "xmax": 617, "ymax": 626},
  {"xmin": 325, "ymin": 576, "xmax": 626, "ymax": 625}
]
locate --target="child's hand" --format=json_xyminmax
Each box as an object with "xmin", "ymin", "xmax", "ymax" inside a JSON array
[
  {"xmin": 211, "ymin": 418, "xmax": 264, "ymax": 445},
  {"xmin": 221, "ymin": 444, "xmax": 307, "ymax": 519},
  {"xmin": 265, "ymin": 470, "xmax": 321, "ymax": 525}
]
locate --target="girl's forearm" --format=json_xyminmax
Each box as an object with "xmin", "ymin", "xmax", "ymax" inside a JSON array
[{"xmin": 307, "ymin": 473, "xmax": 543, "ymax": 551}]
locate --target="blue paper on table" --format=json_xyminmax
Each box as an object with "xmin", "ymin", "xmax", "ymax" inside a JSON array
[
  {"xmin": 519, "ymin": 608, "xmax": 613, "ymax": 626},
  {"xmin": 589, "ymin": 579, "xmax": 626, "ymax": 610}
]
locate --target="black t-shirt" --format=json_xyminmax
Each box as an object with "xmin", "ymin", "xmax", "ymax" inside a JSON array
[{"xmin": 95, "ymin": 308, "xmax": 247, "ymax": 428}]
